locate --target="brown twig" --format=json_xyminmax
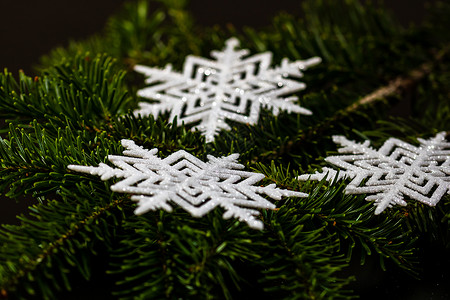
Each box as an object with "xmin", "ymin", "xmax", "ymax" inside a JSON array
[{"xmin": 344, "ymin": 46, "xmax": 448, "ymax": 114}]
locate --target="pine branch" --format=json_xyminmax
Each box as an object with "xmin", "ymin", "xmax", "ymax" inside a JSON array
[
  {"xmin": 260, "ymin": 210, "xmax": 353, "ymax": 299},
  {"xmin": 0, "ymin": 187, "xmax": 127, "ymax": 299},
  {"xmin": 107, "ymin": 115, "xmax": 206, "ymax": 156},
  {"xmin": 0, "ymin": 55, "xmax": 132, "ymax": 131},
  {"xmin": 266, "ymin": 44, "xmax": 450, "ymax": 163},
  {"xmin": 287, "ymin": 180, "xmax": 417, "ymax": 272},
  {"xmin": 254, "ymin": 163, "xmax": 418, "ymax": 277},
  {"xmin": 109, "ymin": 210, "xmax": 261, "ymax": 299},
  {"xmin": 0, "ymin": 121, "xmax": 122, "ymax": 200}
]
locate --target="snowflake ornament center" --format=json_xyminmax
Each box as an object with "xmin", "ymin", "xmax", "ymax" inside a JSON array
[
  {"xmin": 68, "ymin": 140, "xmax": 307, "ymax": 229},
  {"xmin": 134, "ymin": 37, "xmax": 321, "ymax": 142}
]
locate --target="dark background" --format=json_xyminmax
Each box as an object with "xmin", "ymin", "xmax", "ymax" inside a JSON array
[
  {"xmin": 0, "ymin": 1, "xmax": 447, "ymax": 299},
  {"xmin": 0, "ymin": 0, "xmax": 433, "ymax": 75}
]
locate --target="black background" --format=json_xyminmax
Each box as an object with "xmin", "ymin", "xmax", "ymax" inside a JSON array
[
  {"xmin": 0, "ymin": 0, "xmax": 434, "ymax": 75},
  {"xmin": 0, "ymin": 1, "xmax": 447, "ymax": 299}
]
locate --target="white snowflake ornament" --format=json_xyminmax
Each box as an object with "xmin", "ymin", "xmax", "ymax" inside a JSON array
[
  {"xmin": 134, "ymin": 38, "xmax": 321, "ymax": 142},
  {"xmin": 298, "ymin": 132, "xmax": 450, "ymax": 214},
  {"xmin": 68, "ymin": 140, "xmax": 307, "ymax": 229}
]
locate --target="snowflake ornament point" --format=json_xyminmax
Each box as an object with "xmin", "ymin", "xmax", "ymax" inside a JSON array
[
  {"xmin": 299, "ymin": 132, "xmax": 450, "ymax": 214},
  {"xmin": 134, "ymin": 37, "xmax": 320, "ymax": 142},
  {"xmin": 69, "ymin": 140, "xmax": 307, "ymax": 229}
]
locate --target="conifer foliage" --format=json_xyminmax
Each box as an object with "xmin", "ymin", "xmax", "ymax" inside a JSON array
[{"xmin": 0, "ymin": 0, "xmax": 449, "ymax": 299}]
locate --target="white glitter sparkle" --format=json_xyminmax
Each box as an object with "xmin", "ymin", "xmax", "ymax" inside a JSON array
[
  {"xmin": 68, "ymin": 139, "xmax": 307, "ymax": 229},
  {"xmin": 134, "ymin": 37, "xmax": 321, "ymax": 142},
  {"xmin": 298, "ymin": 132, "xmax": 450, "ymax": 214}
]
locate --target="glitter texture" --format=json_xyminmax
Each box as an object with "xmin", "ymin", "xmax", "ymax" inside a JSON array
[
  {"xmin": 298, "ymin": 132, "xmax": 450, "ymax": 214},
  {"xmin": 68, "ymin": 139, "xmax": 307, "ymax": 229},
  {"xmin": 134, "ymin": 37, "xmax": 321, "ymax": 142}
]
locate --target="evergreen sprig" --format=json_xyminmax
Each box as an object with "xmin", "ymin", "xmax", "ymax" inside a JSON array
[
  {"xmin": 0, "ymin": 186, "xmax": 128, "ymax": 299},
  {"xmin": 0, "ymin": 54, "xmax": 132, "ymax": 135}
]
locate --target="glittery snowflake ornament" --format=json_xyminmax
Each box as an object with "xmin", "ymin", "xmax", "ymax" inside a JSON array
[
  {"xmin": 68, "ymin": 140, "xmax": 307, "ymax": 229},
  {"xmin": 298, "ymin": 132, "xmax": 450, "ymax": 214},
  {"xmin": 134, "ymin": 38, "xmax": 321, "ymax": 142}
]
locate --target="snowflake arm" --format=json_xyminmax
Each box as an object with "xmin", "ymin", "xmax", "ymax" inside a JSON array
[
  {"xmin": 255, "ymin": 56, "xmax": 321, "ymax": 116},
  {"xmin": 134, "ymin": 64, "xmax": 191, "ymax": 118},
  {"xmin": 134, "ymin": 37, "xmax": 321, "ymax": 142},
  {"xmin": 298, "ymin": 132, "xmax": 450, "ymax": 214},
  {"xmin": 68, "ymin": 163, "xmax": 127, "ymax": 181},
  {"xmin": 68, "ymin": 139, "xmax": 308, "ymax": 229},
  {"xmin": 297, "ymin": 167, "xmax": 354, "ymax": 182}
]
